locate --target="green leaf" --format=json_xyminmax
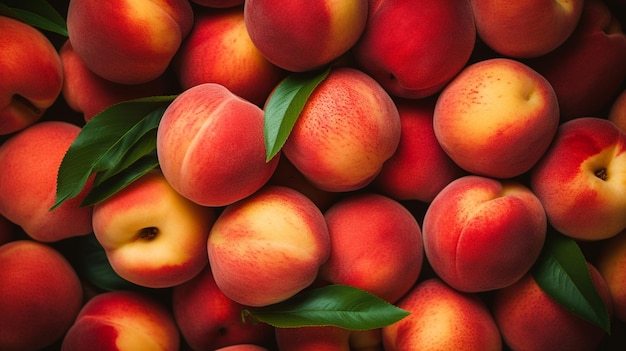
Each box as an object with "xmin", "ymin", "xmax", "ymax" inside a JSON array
[
  {"xmin": 0, "ymin": 0, "xmax": 68, "ymax": 36},
  {"xmin": 51, "ymin": 95, "xmax": 177, "ymax": 211},
  {"xmin": 263, "ymin": 66, "xmax": 331, "ymax": 162},
  {"xmin": 532, "ymin": 233, "xmax": 611, "ymax": 333},
  {"xmin": 241, "ymin": 284, "xmax": 410, "ymax": 330}
]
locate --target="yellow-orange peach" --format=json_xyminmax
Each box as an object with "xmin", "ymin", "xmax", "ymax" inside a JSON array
[
  {"xmin": 243, "ymin": 0, "xmax": 367, "ymax": 72},
  {"xmin": 433, "ymin": 58, "xmax": 560, "ymax": 179},
  {"xmin": 595, "ymin": 229, "xmax": 626, "ymax": 322},
  {"xmin": 0, "ymin": 121, "xmax": 93, "ymax": 242},
  {"xmin": 609, "ymin": 88, "xmax": 626, "ymax": 131},
  {"xmin": 67, "ymin": 0, "xmax": 194, "ymax": 84},
  {"xmin": 157, "ymin": 83, "xmax": 280, "ymax": 207},
  {"xmin": 382, "ymin": 278, "xmax": 502, "ymax": 351},
  {"xmin": 207, "ymin": 185, "xmax": 330, "ymax": 307},
  {"xmin": 422, "ymin": 175, "xmax": 547, "ymax": 292},
  {"xmin": 174, "ymin": 7, "xmax": 286, "ymax": 106},
  {"xmin": 0, "ymin": 240, "xmax": 83, "ymax": 351},
  {"xmin": 492, "ymin": 263, "xmax": 612, "ymax": 351},
  {"xmin": 281, "ymin": 67, "xmax": 401, "ymax": 192},
  {"xmin": 61, "ymin": 290, "xmax": 180, "ymax": 351},
  {"xmin": 0, "ymin": 15, "xmax": 63, "ymax": 134},
  {"xmin": 530, "ymin": 117, "xmax": 626, "ymax": 240},
  {"xmin": 318, "ymin": 193, "xmax": 423, "ymax": 303}
]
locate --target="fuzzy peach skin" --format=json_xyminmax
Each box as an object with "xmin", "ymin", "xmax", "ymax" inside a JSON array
[
  {"xmin": 61, "ymin": 290, "xmax": 180, "ymax": 351},
  {"xmin": 524, "ymin": 0, "xmax": 626, "ymax": 120},
  {"xmin": 157, "ymin": 83, "xmax": 279, "ymax": 207},
  {"xmin": 353, "ymin": 0, "xmax": 476, "ymax": 99},
  {"xmin": 92, "ymin": 170, "xmax": 216, "ymax": 289},
  {"xmin": 173, "ymin": 6, "xmax": 286, "ymax": 107},
  {"xmin": 492, "ymin": 263, "xmax": 612, "ymax": 351},
  {"xmin": 243, "ymin": 0, "xmax": 367, "ymax": 72},
  {"xmin": 318, "ymin": 193, "xmax": 424, "ymax": 304},
  {"xmin": 0, "ymin": 15, "xmax": 63, "ymax": 135},
  {"xmin": 275, "ymin": 326, "xmax": 351, "ymax": 351},
  {"xmin": 471, "ymin": 0, "xmax": 584, "ymax": 58},
  {"xmin": 609, "ymin": 88, "xmax": 626, "ymax": 131},
  {"xmin": 281, "ymin": 67, "xmax": 401, "ymax": 192},
  {"xmin": 59, "ymin": 40, "xmax": 173, "ymax": 122},
  {"xmin": 372, "ymin": 98, "xmax": 466, "ymax": 203},
  {"xmin": 66, "ymin": 0, "xmax": 194, "ymax": 84},
  {"xmin": 0, "ymin": 240, "xmax": 83, "ymax": 351},
  {"xmin": 207, "ymin": 185, "xmax": 330, "ymax": 307},
  {"xmin": 422, "ymin": 175, "xmax": 547, "ymax": 292},
  {"xmin": 530, "ymin": 117, "xmax": 626, "ymax": 241},
  {"xmin": 382, "ymin": 278, "xmax": 502, "ymax": 351},
  {"xmin": 433, "ymin": 58, "xmax": 560, "ymax": 179},
  {"xmin": 0, "ymin": 121, "xmax": 93, "ymax": 242},
  {"xmin": 171, "ymin": 265, "xmax": 274, "ymax": 351},
  {"xmin": 596, "ymin": 229, "xmax": 626, "ymax": 322}
]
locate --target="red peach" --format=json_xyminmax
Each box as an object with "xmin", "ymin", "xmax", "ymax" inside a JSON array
[{"xmin": 0, "ymin": 240, "xmax": 83, "ymax": 351}]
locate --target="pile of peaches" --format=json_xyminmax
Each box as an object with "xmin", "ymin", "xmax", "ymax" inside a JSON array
[{"xmin": 1, "ymin": 0, "xmax": 626, "ymax": 350}]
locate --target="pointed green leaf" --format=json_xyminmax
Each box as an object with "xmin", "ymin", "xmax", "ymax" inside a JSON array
[
  {"xmin": 532, "ymin": 233, "xmax": 611, "ymax": 333},
  {"xmin": 0, "ymin": 0, "xmax": 68, "ymax": 36},
  {"xmin": 52, "ymin": 95, "xmax": 176, "ymax": 210},
  {"xmin": 264, "ymin": 66, "xmax": 331, "ymax": 162},
  {"xmin": 241, "ymin": 284, "xmax": 410, "ymax": 330}
]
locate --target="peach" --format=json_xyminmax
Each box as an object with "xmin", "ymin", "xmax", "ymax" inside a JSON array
[
  {"xmin": 157, "ymin": 83, "xmax": 280, "ymax": 207},
  {"xmin": 61, "ymin": 290, "xmax": 180, "ymax": 351},
  {"xmin": 350, "ymin": 329, "xmax": 383, "ymax": 351},
  {"xmin": 433, "ymin": 57, "xmax": 560, "ymax": 179},
  {"xmin": 207, "ymin": 185, "xmax": 330, "ymax": 307},
  {"xmin": 382, "ymin": 278, "xmax": 502, "ymax": 351},
  {"xmin": 609, "ymin": 88, "xmax": 626, "ymax": 131},
  {"xmin": 173, "ymin": 6, "xmax": 287, "ymax": 106},
  {"xmin": 318, "ymin": 193, "xmax": 424, "ymax": 303},
  {"xmin": 596, "ymin": 229, "xmax": 626, "ymax": 322},
  {"xmin": 530, "ymin": 117, "xmax": 626, "ymax": 241},
  {"xmin": 372, "ymin": 97, "xmax": 466, "ymax": 203},
  {"xmin": 59, "ymin": 40, "xmax": 174, "ymax": 122},
  {"xmin": 0, "ymin": 240, "xmax": 83, "ymax": 351},
  {"xmin": 524, "ymin": 0, "xmax": 626, "ymax": 120},
  {"xmin": 353, "ymin": 0, "xmax": 476, "ymax": 99},
  {"xmin": 492, "ymin": 263, "xmax": 612, "ymax": 351},
  {"xmin": 422, "ymin": 175, "xmax": 547, "ymax": 292},
  {"xmin": 0, "ymin": 15, "xmax": 63, "ymax": 134},
  {"xmin": 275, "ymin": 325, "xmax": 351, "ymax": 351},
  {"xmin": 243, "ymin": 0, "xmax": 367, "ymax": 72},
  {"xmin": 66, "ymin": 0, "xmax": 194, "ymax": 84},
  {"xmin": 92, "ymin": 170, "xmax": 216, "ymax": 288},
  {"xmin": 281, "ymin": 67, "xmax": 401, "ymax": 192},
  {"xmin": 471, "ymin": 0, "xmax": 584, "ymax": 58},
  {"xmin": 171, "ymin": 265, "xmax": 274, "ymax": 351},
  {"xmin": 0, "ymin": 121, "xmax": 93, "ymax": 242}
]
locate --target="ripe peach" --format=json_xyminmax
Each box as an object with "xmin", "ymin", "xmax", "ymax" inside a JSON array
[
  {"xmin": 157, "ymin": 83, "xmax": 280, "ymax": 207},
  {"xmin": 67, "ymin": 0, "xmax": 194, "ymax": 84},
  {"xmin": 382, "ymin": 278, "xmax": 502, "ymax": 351},
  {"xmin": 372, "ymin": 97, "xmax": 465, "ymax": 203},
  {"xmin": 492, "ymin": 263, "xmax": 612, "ymax": 351},
  {"xmin": 530, "ymin": 117, "xmax": 626, "ymax": 241},
  {"xmin": 353, "ymin": 0, "xmax": 476, "ymax": 99},
  {"xmin": 0, "ymin": 240, "xmax": 83, "ymax": 351},
  {"xmin": 207, "ymin": 185, "xmax": 330, "ymax": 307},
  {"xmin": 281, "ymin": 67, "xmax": 401, "ymax": 192},
  {"xmin": 318, "ymin": 193, "xmax": 423, "ymax": 303},
  {"xmin": 61, "ymin": 290, "xmax": 180, "ymax": 351},
  {"xmin": 0, "ymin": 15, "xmax": 63, "ymax": 134},
  {"xmin": 595, "ymin": 229, "xmax": 626, "ymax": 322},
  {"xmin": 92, "ymin": 170, "xmax": 215, "ymax": 289},
  {"xmin": 173, "ymin": 6, "xmax": 286, "ymax": 106},
  {"xmin": 471, "ymin": 0, "xmax": 584, "ymax": 58},
  {"xmin": 243, "ymin": 0, "xmax": 368, "ymax": 72},
  {"xmin": 0, "ymin": 121, "xmax": 93, "ymax": 242},
  {"xmin": 172, "ymin": 265, "xmax": 274, "ymax": 351},
  {"xmin": 433, "ymin": 58, "xmax": 560, "ymax": 179},
  {"xmin": 609, "ymin": 88, "xmax": 626, "ymax": 131},
  {"xmin": 422, "ymin": 175, "xmax": 547, "ymax": 292}
]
